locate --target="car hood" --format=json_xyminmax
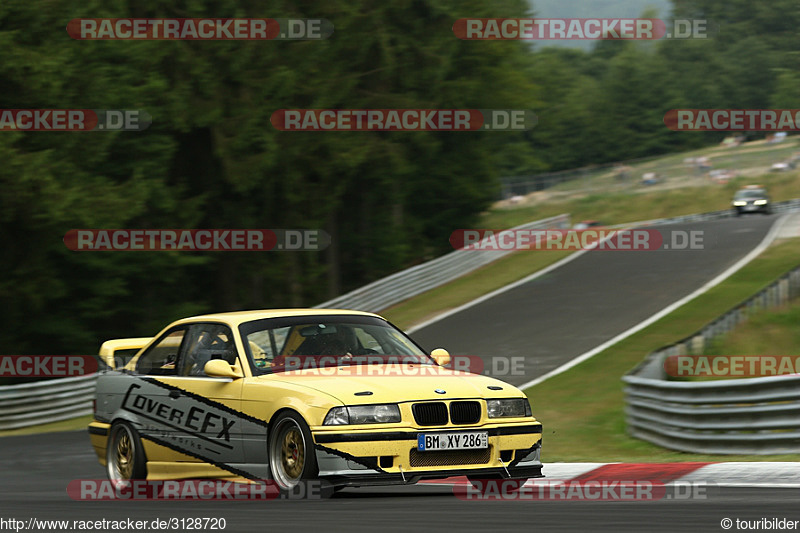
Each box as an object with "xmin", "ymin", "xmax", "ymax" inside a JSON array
[{"xmin": 257, "ymin": 365, "xmax": 523, "ymax": 404}]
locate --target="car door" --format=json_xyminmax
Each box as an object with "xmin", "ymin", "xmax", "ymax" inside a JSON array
[
  {"xmin": 125, "ymin": 327, "xmax": 199, "ymax": 462},
  {"xmin": 153, "ymin": 323, "xmax": 248, "ymax": 467}
]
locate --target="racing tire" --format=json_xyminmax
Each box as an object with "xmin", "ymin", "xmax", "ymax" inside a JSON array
[
  {"xmin": 268, "ymin": 411, "xmax": 332, "ymax": 498},
  {"xmin": 106, "ymin": 421, "xmax": 147, "ymax": 488}
]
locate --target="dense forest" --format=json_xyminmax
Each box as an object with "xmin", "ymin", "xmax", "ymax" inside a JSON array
[{"xmin": 1, "ymin": 0, "xmax": 798, "ymax": 354}]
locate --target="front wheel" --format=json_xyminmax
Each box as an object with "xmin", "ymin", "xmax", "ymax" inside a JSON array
[
  {"xmin": 106, "ymin": 422, "xmax": 147, "ymax": 488},
  {"xmin": 268, "ymin": 411, "xmax": 319, "ymax": 492}
]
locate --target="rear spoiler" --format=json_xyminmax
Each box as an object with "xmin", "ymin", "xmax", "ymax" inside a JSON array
[{"xmin": 98, "ymin": 337, "xmax": 152, "ymax": 370}]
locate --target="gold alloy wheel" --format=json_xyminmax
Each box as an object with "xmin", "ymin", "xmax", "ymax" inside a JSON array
[
  {"xmin": 116, "ymin": 431, "xmax": 133, "ymax": 479},
  {"xmin": 107, "ymin": 424, "xmax": 138, "ymax": 486},
  {"xmin": 269, "ymin": 417, "xmax": 308, "ymax": 489},
  {"xmin": 281, "ymin": 427, "xmax": 305, "ymax": 479}
]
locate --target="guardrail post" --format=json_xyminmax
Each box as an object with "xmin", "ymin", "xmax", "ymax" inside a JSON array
[{"xmin": 690, "ymin": 335, "xmax": 705, "ymax": 354}]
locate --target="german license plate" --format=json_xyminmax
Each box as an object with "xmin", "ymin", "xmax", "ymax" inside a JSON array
[{"xmin": 417, "ymin": 431, "xmax": 488, "ymax": 451}]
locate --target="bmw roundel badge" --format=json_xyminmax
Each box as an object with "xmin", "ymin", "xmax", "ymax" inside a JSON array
[{"xmin": 434, "ymin": 389, "xmax": 446, "ymax": 394}]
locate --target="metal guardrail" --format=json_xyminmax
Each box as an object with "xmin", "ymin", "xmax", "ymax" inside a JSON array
[
  {"xmin": 618, "ymin": 198, "xmax": 800, "ymax": 228},
  {"xmin": 622, "ymin": 265, "xmax": 800, "ymax": 455},
  {"xmin": 315, "ymin": 214, "xmax": 571, "ymax": 313},
  {"xmin": 0, "ymin": 373, "xmax": 97, "ymax": 430}
]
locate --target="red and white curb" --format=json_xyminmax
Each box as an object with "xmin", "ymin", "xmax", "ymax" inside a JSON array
[{"xmin": 421, "ymin": 462, "xmax": 800, "ymax": 488}]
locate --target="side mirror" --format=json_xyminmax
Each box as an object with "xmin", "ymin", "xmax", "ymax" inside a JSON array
[
  {"xmin": 204, "ymin": 359, "xmax": 244, "ymax": 379},
  {"xmin": 430, "ymin": 348, "xmax": 451, "ymax": 367}
]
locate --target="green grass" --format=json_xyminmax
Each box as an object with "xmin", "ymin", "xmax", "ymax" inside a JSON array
[
  {"xmin": 704, "ymin": 301, "xmax": 800, "ymax": 357},
  {"xmin": 703, "ymin": 141, "xmax": 800, "ymax": 171},
  {"xmin": 524, "ymin": 238, "xmax": 800, "ymax": 462},
  {"xmin": 0, "ymin": 415, "xmax": 92, "ymax": 437},
  {"xmin": 529, "ymin": 137, "xmax": 800, "ymax": 196},
  {"xmin": 683, "ymin": 298, "xmax": 800, "ymax": 381},
  {"xmin": 482, "ymin": 170, "xmax": 800, "ymax": 230}
]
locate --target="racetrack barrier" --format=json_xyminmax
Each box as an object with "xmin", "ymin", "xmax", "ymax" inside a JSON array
[
  {"xmin": 314, "ymin": 214, "xmax": 571, "ymax": 313},
  {"xmin": 623, "ymin": 264, "xmax": 800, "ymax": 454},
  {"xmin": 0, "ymin": 373, "xmax": 97, "ymax": 430}
]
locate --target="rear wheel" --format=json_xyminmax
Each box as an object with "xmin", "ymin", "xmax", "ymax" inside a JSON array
[{"xmin": 106, "ymin": 422, "xmax": 147, "ymax": 488}]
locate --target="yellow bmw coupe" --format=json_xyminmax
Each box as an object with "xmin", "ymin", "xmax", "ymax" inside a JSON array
[{"xmin": 89, "ymin": 309, "xmax": 543, "ymax": 492}]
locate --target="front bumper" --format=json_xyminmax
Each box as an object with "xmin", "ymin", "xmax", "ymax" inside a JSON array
[
  {"xmin": 313, "ymin": 424, "xmax": 543, "ymax": 487},
  {"xmin": 735, "ymin": 204, "xmax": 769, "ymax": 213},
  {"xmin": 317, "ymin": 464, "xmax": 543, "ymax": 488}
]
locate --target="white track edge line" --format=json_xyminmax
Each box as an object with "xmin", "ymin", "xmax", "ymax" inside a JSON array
[
  {"xmin": 515, "ymin": 214, "xmax": 791, "ymax": 391},
  {"xmin": 407, "ymin": 249, "xmax": 590, "ymax": 335},
  {"xmin": 407, "ymin": 223, "xmax": 701, "ymax": 335}
]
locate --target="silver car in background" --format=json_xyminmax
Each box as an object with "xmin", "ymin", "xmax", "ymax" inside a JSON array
[{"xmin": 732, "ymin": 186, "xmax": 771, "ymax": 216}]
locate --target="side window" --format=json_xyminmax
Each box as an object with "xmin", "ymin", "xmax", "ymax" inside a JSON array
[
  {"xmin": 114, "ymin": 348, "xmax": 141, "ymax": 368},
  {"xmin": 178, "ymin": 324, "xmax": 237, "ymax": 377},
  {"xmin": 136, "ymin": 330, "xmax": 186, "ymax": 375},
  {"xmin": 246, "ymin": 326, "xmax": 290, "ymax": 368}
]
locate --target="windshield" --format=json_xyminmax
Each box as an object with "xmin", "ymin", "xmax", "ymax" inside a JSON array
[
  {"xmin": 735, "ymin": 189, "xmax": 766, "ymax": 199},
  {"xmin": 239, "ymin": 314, "xmax": 432, "ymax": 374}
]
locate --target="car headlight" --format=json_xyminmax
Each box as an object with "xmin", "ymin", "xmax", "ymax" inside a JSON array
[
  {"xmin": 323, "ymin": 404, "xmax": 401, "ymax": 425},
  {"xmin": 487, "ymin": 398, "xmax": 532, "ymax": 418},
  {"xmin": 754, "ymin": 199, "xmax": 767, "ymax": 205},
  {"xmin": 323, "ymin": 406, "xmax": 349, "ymax": 425},
  {"xmin": 733, "ymin": 201, "xmax": 747, "ymax": 206}
]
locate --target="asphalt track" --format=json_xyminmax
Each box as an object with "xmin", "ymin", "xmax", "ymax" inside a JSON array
[
  {"xmin": 0, "ymin": 214, "xmax": 795, "ymax": 533},
  {"xmin": 1, "ymin": 431, "xmax": 798, "ymax": 533},
  {"xmin": 1, "ymin": 431, "xmax": 799, "ymax": 533},
  {"xmin": 412, "ymin": 215, "xmax": 780, "ymax": 386}
]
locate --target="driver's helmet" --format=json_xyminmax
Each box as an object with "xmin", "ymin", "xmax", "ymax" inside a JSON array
[{"xmin": 322, "ymin": 325, "xmax": 359, "ymax": 355}]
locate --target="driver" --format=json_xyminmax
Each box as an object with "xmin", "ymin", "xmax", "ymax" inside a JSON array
[{"xmin": 319, "ymin": 325, "xmax": 359, "ymax": 356}]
